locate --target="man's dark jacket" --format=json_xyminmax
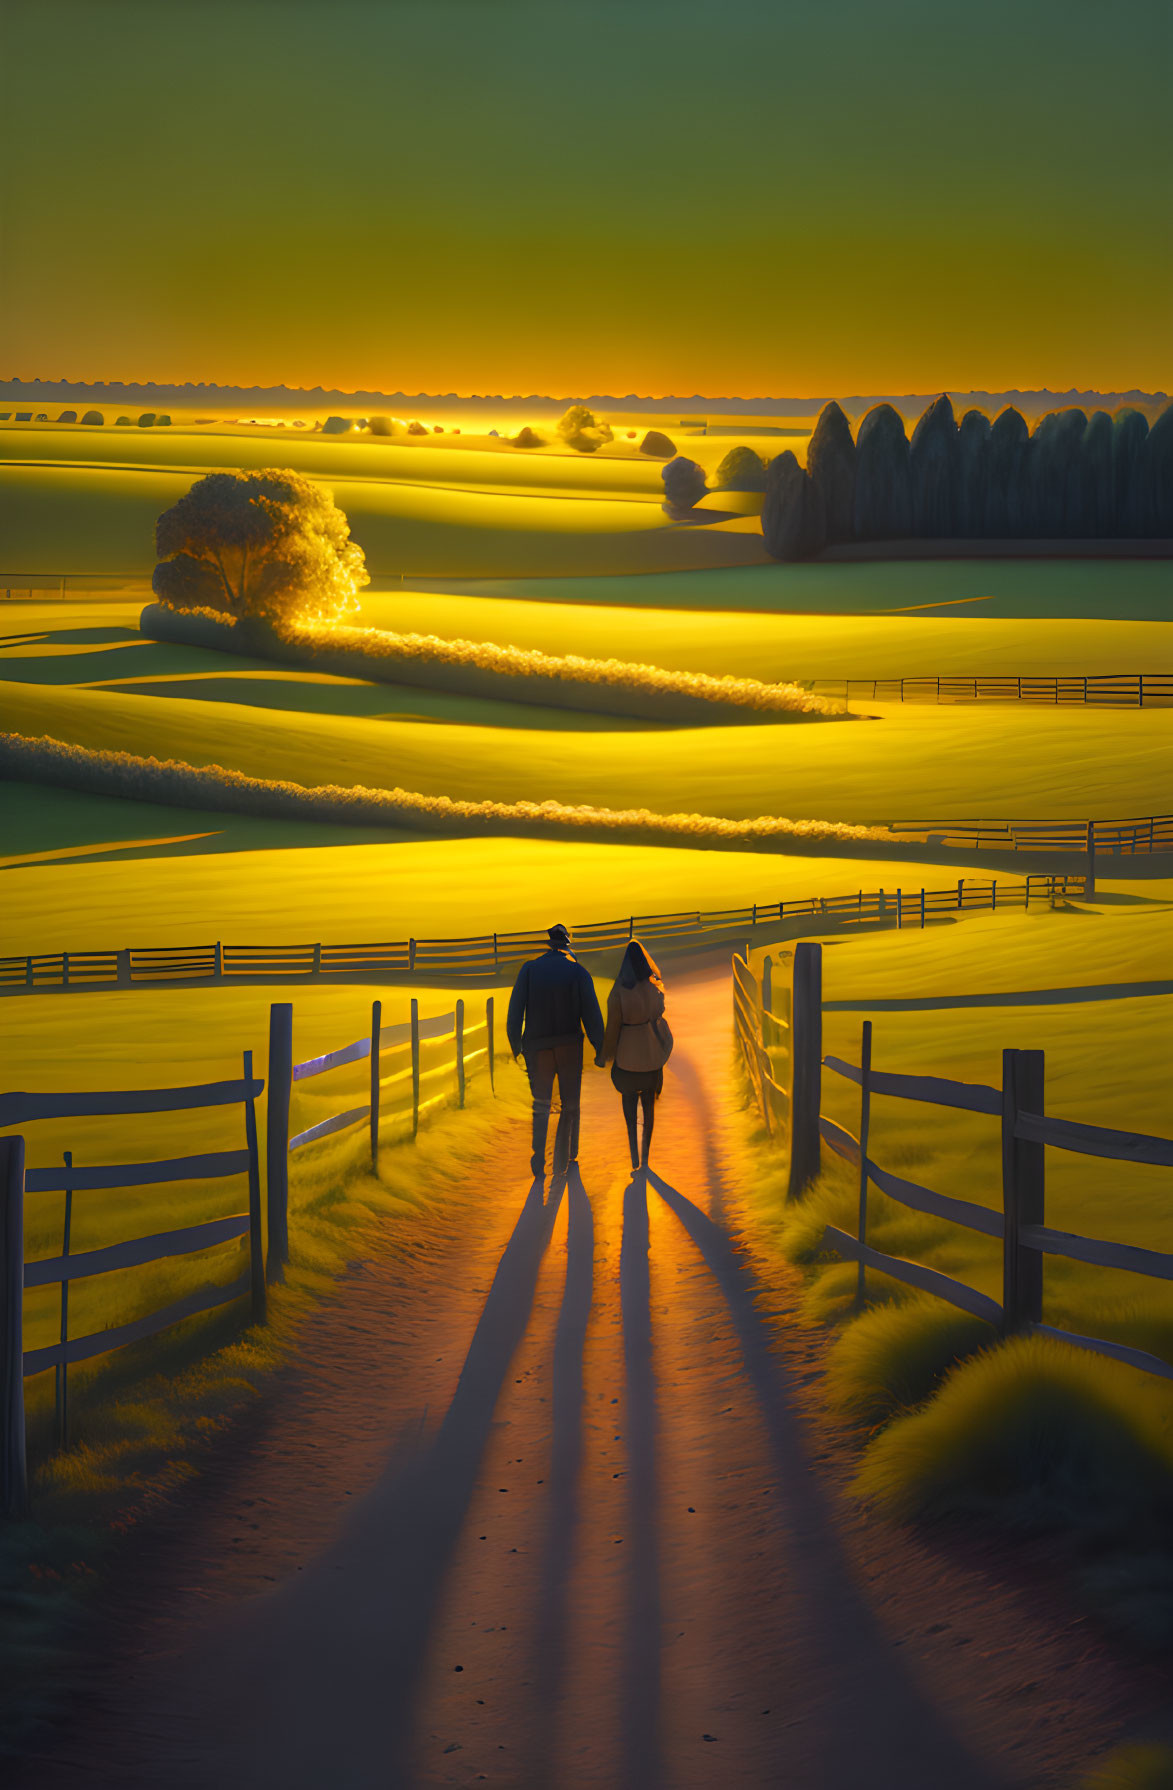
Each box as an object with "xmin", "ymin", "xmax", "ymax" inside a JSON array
[{"xmin": 507, "ymin": 948, "xmax": 605, "ymax": 1056}]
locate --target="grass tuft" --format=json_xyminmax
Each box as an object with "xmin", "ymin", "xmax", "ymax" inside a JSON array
[
  {"xmin": 855, "ymin": 1335, "xmax": 1173, "ymax": 1537},
  {"xmin": 825, "ymin": 1296, "xmax": 996, "ymax": 1426}
]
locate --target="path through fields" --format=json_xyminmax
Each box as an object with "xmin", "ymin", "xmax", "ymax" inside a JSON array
[{"xmin": 26, "ymin": 967, "xmax": 1154, "ymax": 1789}]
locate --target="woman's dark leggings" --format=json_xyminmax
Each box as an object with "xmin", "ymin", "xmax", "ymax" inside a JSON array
[{"xmin": 622, "ymin": 1089, "xmax": 655, "ymax": 1169}]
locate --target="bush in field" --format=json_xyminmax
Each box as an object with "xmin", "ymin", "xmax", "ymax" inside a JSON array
[
  {"xmin": 368, "ymin": 415, "xmax": 404, "ymax": 436},
  {"xmin": 407, "ymin": 420, "xmax": 428, "ymax": 435},
  {"xmin": 81, "ymin": 409, "xmax": 104, "ymax": 425},
  {"xmin": 151, "ymin": 467, "xmax": 369, "ymax": 629},
  {"xmin": 511, "ymin": 425, "xmax": 544, "ymax": 448},
  {"xmin": 714, "ymin": 445, "xmax": 767, "ymax": 490},
  {"xmin": 639, "ymin": 429, "xmax": 677, "ymax": 458},
  {"xmin": 57, "ymin": 409, "xmax": 77, "ymax": 423},
  {"xmin": 156, "ymin": 414, "xmax": 172, "ymax": 426},
  {"xmin": 0, "ymin": 732, "xmax": 885, "ymax": 851},
  {"xmin": 762, "ymin": 449, "xmax": 824, "ymax": 559},
  {"xmin": 556, "ymin": 404, "xmax": 613, "ymax": 452},
  {"xmin": 137, "ymin": 412, "xmax": 156, "ymax": 427},
  {"xmin": 116, "ymin": 415, "xmax": 132, "ymax": 425},
  {"xmin": 805, "ymin": 402, "xmax": 855, "ymax": 542},
  {"xmin": 956, "ymin": 409, "xmax": 991, "ymax": 536},
  {"xmin": 661, "ymin": 455, "xmax": 708, "ymax": 510},
  {"xmin": 852, "ymin": 403, "xmax": 911, "ymax": 539},
  {"xmin": 909, "ymin": 394, "xmax": 958, "ymax": 536},
  {"xmin": 322, "ymin": 415, "xmax": 351, "ymax": 434}
]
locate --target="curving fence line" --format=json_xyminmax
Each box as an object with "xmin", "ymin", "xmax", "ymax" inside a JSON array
[
  {"xmin": 0, "ymin": 990, "xmax": 502, "ymax": 1518},
  {"xmin": 821, "ymin": 674, "xmax": 1173, "ymax": 708},
  {"xmin": 731, "ymin": 951, "xmax": 1173, "ymax": 1387},
  {"xmin": 1, "ymin": 872, "xmax": 1090, "ymax": 997}
]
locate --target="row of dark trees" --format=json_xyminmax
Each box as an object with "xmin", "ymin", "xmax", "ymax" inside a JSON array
[{"xmin": 762, "ymin": 396, "xmax": 1173, "ymax": 560}]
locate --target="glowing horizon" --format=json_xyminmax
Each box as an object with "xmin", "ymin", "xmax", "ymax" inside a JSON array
[{"xmin": 3, "ymin": 0, "xmax": 1170, "ymax": 398}]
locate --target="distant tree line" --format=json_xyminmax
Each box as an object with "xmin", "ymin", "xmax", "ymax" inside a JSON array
[{"xmin": 762, "ymin": 396, "xmax": 1173, "ymax": 560}]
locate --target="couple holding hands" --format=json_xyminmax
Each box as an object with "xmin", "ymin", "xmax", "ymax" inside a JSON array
[{"xmin": 506, "ymin": 922, "xmax": 673, "ymax": 1179}]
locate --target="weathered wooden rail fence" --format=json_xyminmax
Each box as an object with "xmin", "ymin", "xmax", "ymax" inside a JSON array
[
  {"xmin": 732, "ymin": 950, "xmax": 1173, "ymax": 1386},
  {"xmin": 0, "ymin": 993, "xmax": 499, "ymax": 1516},
  {"xmin": 819, "ymin": 674, "xmax": 1173, "ymax": 707},
  {"xmin": 0, "ymin": 871, "xmax": 1094, "ymax": 997}
]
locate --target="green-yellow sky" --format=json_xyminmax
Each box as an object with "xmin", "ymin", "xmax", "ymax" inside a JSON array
[{"xmin": 1, "ymin": 0, "xmax": 1169, "ymax": 397}]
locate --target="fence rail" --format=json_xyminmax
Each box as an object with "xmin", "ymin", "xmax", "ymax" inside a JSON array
[
  {"xmin": 821, "ymin": 674, "xmax": 1173, "ymax": 708},
  {"xmin": 0, "ymin": 873, "xmax": 1091, "ymax": 998},
  {"xmin": 1, "ymin": 986, "xmax": 503, "ymax": 1516},
  {"xmin": 732, "ymin": 950, "xmax": 1173, "ymax": 1388}
]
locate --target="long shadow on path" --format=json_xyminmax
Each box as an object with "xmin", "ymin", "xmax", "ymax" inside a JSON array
[
  {"xmin": 620, "ymin": 1170, "xmax": 663, "ymax": 1790},
  {"xmin": 529, "ymin": 1167, "xmax": 594, "ymax": 1773},
  {"xmin": 648, "ymin": 1169, "xmax": 1006, "ymax": 1790},
  {"xmin": 135, "ymin": 1174, "xmax": 566, "ymax": 1790}
]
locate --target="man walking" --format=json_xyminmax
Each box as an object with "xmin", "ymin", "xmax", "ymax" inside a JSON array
[{"xmin": 507, "ymin": 922, "xmax": 605, "ymax": 1179}]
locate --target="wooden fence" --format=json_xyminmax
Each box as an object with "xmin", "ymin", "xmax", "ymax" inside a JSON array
[
  {"xmin": 0, "ymin": 992, "xmax": 502, "ymax": 1516},
  {"xmin": 0, "ymin": 1067, "xmax": 264, "ymax": 1517},
  {"xmin": 731, "ymin": 952, "xmax": 1173, "ymax": 1387},
  {"xmin": 820, "ymin": 674, "xmax": 1173, "ymax": 708},
  {"xmin": 0, "ymin": 872, "xmax": 1091, "ymax": 997}
]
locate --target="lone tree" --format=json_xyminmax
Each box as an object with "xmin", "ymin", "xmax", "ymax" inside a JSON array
[
  {"xmin": 556, "ymin": 404, "xmax": 613, "ymax": 452},
  {"xmin": 152, "ymin": 468, "xmax": 369, "ymax": 630}
]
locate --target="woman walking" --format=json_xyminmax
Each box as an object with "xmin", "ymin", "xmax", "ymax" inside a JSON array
[{"xmin": 598, "ymin": 939, "xmax": 673, "ymax": 1171}]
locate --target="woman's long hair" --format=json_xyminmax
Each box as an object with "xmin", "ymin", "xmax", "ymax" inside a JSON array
[{"xmin": 617, "ymin": 938, "xmax": 662, "ymax": 989}]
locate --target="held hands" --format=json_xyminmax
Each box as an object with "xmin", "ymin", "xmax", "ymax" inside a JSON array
[{"xmin": 594, "ymin": 1051, "xmax": 606, "ymax": 1068}]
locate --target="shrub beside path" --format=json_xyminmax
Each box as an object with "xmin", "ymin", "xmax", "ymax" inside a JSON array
[{"xmin": 21, "ymin": 968, "xmax": 1165, "ymax": 1789}]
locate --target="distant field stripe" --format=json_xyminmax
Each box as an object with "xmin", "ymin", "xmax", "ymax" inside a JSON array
[
  {"xmin": 23, "ymin": 1272, "xmax": 251, "ymax": 1376},
  {"xmin": 24, "ymin": 1149, "xmax": 251, "ymax": 1192},
  {"xmin": 25, "ymin": 1214, "xmax": 250, "ymax": 1286},
  {"xmin": 0, "ymin": 1078, "xmax": 262, "ymax": 1125}
]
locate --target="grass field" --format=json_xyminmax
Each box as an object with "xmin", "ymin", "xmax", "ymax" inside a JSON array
[
  {"xmin": 750, "ymin": 892, "xmax": 1173, "ymax": 1351},
  {"xmin": 5, "ymin": 673, "xmax": 1169, "ymax": 825}
]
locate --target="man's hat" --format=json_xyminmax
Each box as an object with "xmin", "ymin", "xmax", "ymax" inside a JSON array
[{"xmin": 547, "ymin": 922, "xmax": 571, "ymax": 945}]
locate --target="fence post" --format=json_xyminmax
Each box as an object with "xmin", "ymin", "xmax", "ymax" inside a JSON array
[
  {"xmin": 456, "ymin": 998, "xmax": 466, "ymax": 1108},
  {"xmin": 486, "ymin": 996, "xmax": 496, "ymax": 1095},
  {"xmin": 896, "ymin": 889, "xmax": 902, "ymax": 929},
  {"xmin": 1001, "ymin": 1048, "xmax": 1045, "ymax": 1332},
  {"xmin": 116, "ymin": 948, "xmax": 131, "ymax": 988},
  {"xmin": 213, "ymin": 940, "xmax": 223, "ymax": 980},
  {"xmin": 370, "ymin": 999, "xmax": 382, "ymax": 1172},
  {"xmin": 243, "ymin": 1051, "xmax": 266, "ymax": 1324},
  {"xmin": 265, "ymin": 1004, "xmax": 292, "ymax": 1283},
  {"xmin": 411, "ymin": 998, "xmax": 421, "ymax": 1137},
  {"xmin": 55, "ymin": 1152, "xmax": 74, "ymax": 1452},
  {"xmin": 787, "ymin": 942, "xmax": 822, "ymax": 1198},
  {"xmin": 854, "ymin": 1021, "xmax": 873, "ymax": 1309},
  {"xmin": 957, "ymin": 879, "xmax": 963, "ymax": 908},
  {"xmin": 761, "ymin": 956, "xmax": 773, "ymax": 1046},
  {"xmin": 0, "ymin": 1135, "xmax": 27, "ymax": 1519},
  {"xmin": 493, "ymin": 933, "xmax": 499, "ymax": 975},
  {"xmin": 920, "ymin": 888, "xmax": 926, "ymax": 928},
  {"xmin": 409, "ymin": 938, "xmax": 417, "ymax": 973},
  {"xmin": 1086, "ymin": 820, "xmax": 1096, "ymax": 900},
  {"xmin": 312, "ymin": 943, "xmax": 322, "ymax": 979},
  {"xmin": 62, "ymin": 952, "xmax": 69, "ymax": 988}
]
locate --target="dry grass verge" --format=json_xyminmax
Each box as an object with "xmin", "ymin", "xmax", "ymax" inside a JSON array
[{"xmin": 139, "ymin": 602, "xmax": 851, "ymax": 724}]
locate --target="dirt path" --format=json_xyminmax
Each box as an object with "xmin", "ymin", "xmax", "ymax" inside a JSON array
[{"xmin": 23, "ymin": 968, "xmax": 1160, "ymax": 1789}]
